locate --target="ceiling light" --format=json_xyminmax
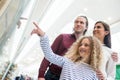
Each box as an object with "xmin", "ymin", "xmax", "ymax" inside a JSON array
[
  {"xmin": 83, "ymin": 8, "xmax": 88, "ymax": 12},
  {"xmin": 107, "ymin": 17, "xmax": 112, "ymax": 21}
]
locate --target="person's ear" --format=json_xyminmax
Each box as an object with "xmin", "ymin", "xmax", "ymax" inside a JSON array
[{"xmin": 105, "ymin": 31, "xmax": 109, "ymax": 35}]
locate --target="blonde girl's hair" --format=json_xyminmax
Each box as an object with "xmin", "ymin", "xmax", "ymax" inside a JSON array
[{"xmin": 64, "ymin": 36, "xmax": 102, "ymax": 70}]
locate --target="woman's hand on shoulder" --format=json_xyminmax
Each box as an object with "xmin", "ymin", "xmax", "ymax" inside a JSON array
[
  {"xmin": 96, "ymin": 70, "xmax": 105, "ymax": 80},
  {"xmin": 111, "ymin": 52, "xmax": 118, "ymax": 62}
]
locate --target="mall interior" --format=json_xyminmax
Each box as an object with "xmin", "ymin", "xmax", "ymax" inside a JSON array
[{"xmin": 0, "ymin": 0, "xmax": 120, "ymax": 80}]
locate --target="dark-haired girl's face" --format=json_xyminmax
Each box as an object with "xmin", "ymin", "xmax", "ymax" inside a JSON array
[{"xmin": 93, "ymin": 23, "xmax": 107, "ymax": 42}]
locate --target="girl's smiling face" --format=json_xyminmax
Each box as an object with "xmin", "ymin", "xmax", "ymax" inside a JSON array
[{"xmin": 78, "ymin": 38, "xmax": 91, "ymax": 62}]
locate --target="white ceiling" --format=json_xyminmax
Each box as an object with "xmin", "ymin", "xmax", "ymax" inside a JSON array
[{"xmin": 29, "ymin": 0, "xmax": 120, "ymax": 42}]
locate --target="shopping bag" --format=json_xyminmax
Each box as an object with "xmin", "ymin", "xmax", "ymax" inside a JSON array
[{"xmin": 116, "ymin": 64, "xmax": 120, "ymax": 80}]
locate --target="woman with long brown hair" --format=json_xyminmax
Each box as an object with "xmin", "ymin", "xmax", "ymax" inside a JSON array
[{"xmin": 93, "ymin": 21, "xmax": 117, "ymax": 80}]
